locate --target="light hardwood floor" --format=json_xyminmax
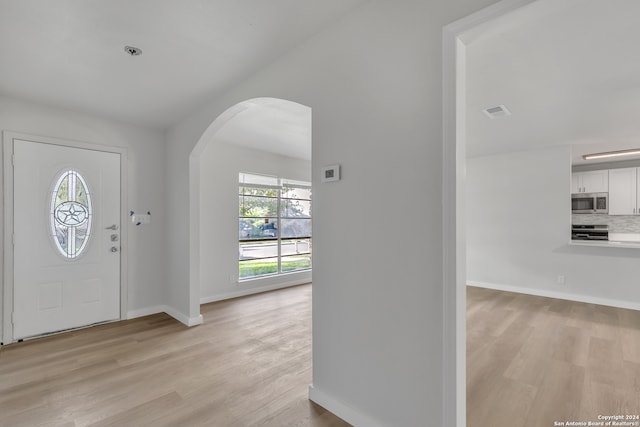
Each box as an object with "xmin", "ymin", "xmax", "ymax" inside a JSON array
[
  {"xmin": 0, "ymin": 284, "xmax": 350, "ymax": 427},
  {"xmin": 6, "ymin": 283, "xmax": 636, "ymax": 427},
  {"xmin": 468, "ymin": 286, "xmax": 640, "ymax": 427}
]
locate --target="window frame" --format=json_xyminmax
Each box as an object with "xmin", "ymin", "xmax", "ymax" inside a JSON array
[{"xmin": 238, "ymin": 173, "xmax": 311, "ymax": 280}]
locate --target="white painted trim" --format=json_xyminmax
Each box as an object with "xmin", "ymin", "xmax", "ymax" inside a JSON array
[
  {"xmin": 442, "ymin": 1, "xmax": 538, "ymax": 425},
  {"xmin": 127, "ymin": 305, "xmax": 204, "ymax": 326},
  {"xmin": 238, "ymin": 269, "xmax": 312, "ymax": 285},
  {"xmin": 200, "ymin": 279, "xmax": 311, "ymax": 305},
  {"xmin": 119, "ymin": 151, "xmax": 129, "ymax": 321},
  {"xmin": 188, "ymin": 152, "xmax": 201, "ymax": 322},
  {"xmin": 2, "ymin": 136, "xmax": 13, "ymax": 345},
  {"xmin": 164, "ymin": 305, "xmax": 203, "ymax": 327},
  {"xmin": 308, "ymin": 385, "xmax": 385, "ymax": 427},
  {"xmin": 467, "ymin": 281, "xmax": 640, "ymax": 312},
  {"xmin": 126, "ymin": 305, "xmax": 166, "ymax": 319},
  {"xmin": 188, "ymin": 315, "xmax": 205, "ymax": 326},
  {"xmin": 3, "ymin": 131, "xmax": 128, "ymax": 155},
  {"xmin": 1, "ymin": 131, "xmax": 129, "ymax": 344},
  {"xmin": 442, "ymin": 24, "xmax": 464, "ymax": 427},
  {"xmin": 446, "ymin": 0, "xmax": 535, "ymax": 35}
]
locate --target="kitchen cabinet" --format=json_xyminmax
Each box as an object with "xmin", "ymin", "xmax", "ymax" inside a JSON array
[
  {"xmin": 571, "ymin": 170, "xmax": 608, "ymax": 193},
  {"xmin": 608, "ymin": 167, "xmax": 640, "ymax": 215}
]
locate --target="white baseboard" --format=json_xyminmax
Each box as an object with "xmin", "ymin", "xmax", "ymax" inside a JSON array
[
  {"xmin": 200, "ymin": 279, "xmax": 311, "ymax": 305},
  {"xmin": 127, "ymin": 305, "xmax": 165, "ymax": 319},
  {"xmin": 308, "ymin": 384, "xmax": 384, "ymax": 427},
  {"xmin": 128, "ymin": 305, "xmax": 203, "ymax": 327},
  {"xmin": 467, "ymin": 281, "xmax": 640, "ymax": 311},
  {"xmin": 186, "ymin": 314, "xmax": 204, "ymax": 326},
  {"xmin": 164, "ymin": 305, "xmax": 203, "ymax": 326}
]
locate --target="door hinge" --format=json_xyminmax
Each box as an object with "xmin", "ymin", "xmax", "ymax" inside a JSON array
[
  {"xmin": 12, "ymin": 233, "xmax": 15, "ymax": 246},
  {"xmin": 11, "ymin": 154, "xmax": 14, "ymax": 166},
  {"xmin": 11, "ymin": 312, "xmax": 15, "ymax": 325}
]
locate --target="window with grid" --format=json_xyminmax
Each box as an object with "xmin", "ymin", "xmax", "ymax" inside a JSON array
[{"xmin": 239, "ymin": 173, "xmax": 311, "ymax": 280}]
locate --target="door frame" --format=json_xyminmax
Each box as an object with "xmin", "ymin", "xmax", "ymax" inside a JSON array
[
  {"xmin": 442, "ymin": 0, "xmax": 537, "ymax": 424},
  {"xmin": 1, "ymin": 131, "xmax": 128, "ymax": 344}
]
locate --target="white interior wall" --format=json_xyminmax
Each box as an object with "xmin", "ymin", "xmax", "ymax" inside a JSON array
[
  {"xmin": 467, "ymin": 145, "xmax": 640, "ymax": 307},
  {"xmin": 166, "ymin": 0, "xmax": 499, "ymax": 425},
  {"xmin": 0, "ymin": 95, "xmax": 167, "ymax": 335},
  {"xmin": 199, "ymin": 141, "xmax": 311, "ymax": 302}
]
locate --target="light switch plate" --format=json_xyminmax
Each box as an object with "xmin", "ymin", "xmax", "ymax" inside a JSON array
[
  {"xmin": 321, "ymin": 164, "xmax": 340, "ymax": 182},
  {"xmin": 131, "ymin": 214, "xmax": 151, "ymax": 225}
]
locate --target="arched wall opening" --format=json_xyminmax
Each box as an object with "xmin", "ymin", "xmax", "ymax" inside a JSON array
[{"xmin": 189, "ymin": 97, "xmax": 312, "ymax": 309}]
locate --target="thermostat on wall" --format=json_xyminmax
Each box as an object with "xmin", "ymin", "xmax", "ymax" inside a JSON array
[{"xmin": 321, "ymin": 164, "xmax": 340, "ymax": 182}]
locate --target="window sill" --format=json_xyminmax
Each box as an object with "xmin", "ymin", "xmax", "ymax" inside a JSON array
[{"xmin": 238, "ymin": 268, "xmax": 312, "ymax": 284}]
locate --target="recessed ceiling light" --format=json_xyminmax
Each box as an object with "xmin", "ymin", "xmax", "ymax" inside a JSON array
[
  {"xmin": 482, "ymin": 105, "xmax": 511, "ymax": 119},
  {"xmin": 582, "ymin": 148, "xmax": 640, "ymax": 160},
  {"xmin": 124, "ymin": 45, "xmax": 143, "ymax": 56}
]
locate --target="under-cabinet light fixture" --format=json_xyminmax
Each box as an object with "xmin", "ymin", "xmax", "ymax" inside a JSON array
[{"xmin": 583, "ymin": 148, "xmax": 640, "ymax": 160}]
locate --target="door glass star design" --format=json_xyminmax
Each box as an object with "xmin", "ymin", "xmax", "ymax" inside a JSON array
[
  {"xmin": 50, "ymin": 170, "xmax": 93, "ymax": 259},
  {"xmin": 55, "ymin": 201, "xmax": 88, "ymax": 226}
]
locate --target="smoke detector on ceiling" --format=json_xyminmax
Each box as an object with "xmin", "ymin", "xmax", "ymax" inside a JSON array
[
  {"xmin": 483, "ymin": 104, "xmax": 511, "ymax": 119},
  {"xmin": 124, "ymin": 45, "xmax": 143, "ymax": 56}
]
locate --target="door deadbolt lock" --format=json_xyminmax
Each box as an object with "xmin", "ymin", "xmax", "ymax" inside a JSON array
[
  {"xmin": 110, "ymin": 246, "xmax": 119, "ymax": 252},
  {"xmin": 111, "ymin": 234, "xmax": 119, "ymax": 242}
]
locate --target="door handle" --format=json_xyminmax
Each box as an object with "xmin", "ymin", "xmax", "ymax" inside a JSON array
[{"xmin": 106, "ymin": 224, "xmax": 118, "ymax": 230}]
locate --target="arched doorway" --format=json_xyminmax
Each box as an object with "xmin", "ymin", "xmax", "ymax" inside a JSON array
[{"xmin": 189, "ymin": 97, "xmax": 312, "ymax": 307}]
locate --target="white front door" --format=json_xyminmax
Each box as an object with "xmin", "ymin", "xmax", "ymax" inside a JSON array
[{"xmin": 11, "ymin": 139, "xmax": 121, "ymax": 340}]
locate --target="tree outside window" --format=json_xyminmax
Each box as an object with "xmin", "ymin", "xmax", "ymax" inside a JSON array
[{"xmin": 239, "ymin": 173, "xmax": 311, "ymax": 279}]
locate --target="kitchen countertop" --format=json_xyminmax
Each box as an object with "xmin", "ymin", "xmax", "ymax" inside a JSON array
[{"xmin": 570, "ymin": 232, "xmax": 640, "ymax": 248}]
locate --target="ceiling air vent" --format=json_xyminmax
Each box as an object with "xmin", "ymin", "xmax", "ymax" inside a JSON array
[{"xmin": 483, "ymin": 104, "xmax": 511, "ymax": 119}]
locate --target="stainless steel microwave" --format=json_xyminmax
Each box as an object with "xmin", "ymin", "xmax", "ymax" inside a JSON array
[{"xmin": 571, "ymin": 192, "xmax": 608, "ymax": 214}]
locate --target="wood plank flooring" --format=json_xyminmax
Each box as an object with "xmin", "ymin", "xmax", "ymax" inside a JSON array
[
  {"xmin": 468, "ymin": 286, "xmax": 640, "ymax": 427},
  {"xmin": 5, "ymin": 283, "xmax": 637, "ymax": 426},
  {"xmin": 0, "ymin": 284, "xmax": 350, "ymax": 427}
]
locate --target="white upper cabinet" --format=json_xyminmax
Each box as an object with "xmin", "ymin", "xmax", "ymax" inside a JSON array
[
  {"xmin": 571, "ymin": 173, "xmax": 581, "ymax": 193},
  {"xmin": 608, "ymin": 167, "xmax": 638, "ymax": 215},
  {"xmin": 572, "ymin": 170, "xmax": 609, "ymax": 193}
]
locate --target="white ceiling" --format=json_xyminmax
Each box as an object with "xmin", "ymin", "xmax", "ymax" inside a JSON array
[
  {"xmin": 213, "ymin": 98, "xmax": 311, "ymax": 160},
  {"xmin": 464, "ymin": 0, "xmax": 640, "ymax": 165},
  {"xmin": 0, "ymin": 0, "xmax": 365, "ymax": 131}
]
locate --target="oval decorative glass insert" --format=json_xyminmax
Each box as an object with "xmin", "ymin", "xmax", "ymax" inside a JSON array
[{"xmin": 50, "ymin": 170, "xmax": 92, "ymax": 259}]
